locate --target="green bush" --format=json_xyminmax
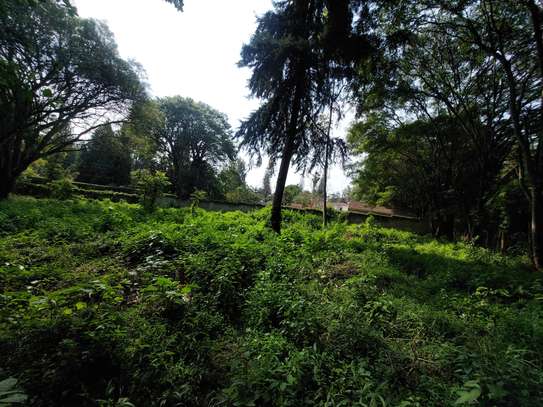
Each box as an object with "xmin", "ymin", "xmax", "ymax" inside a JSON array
[
  {"xmin": 50, "ymin": 178, "xmax": 75, "ymax": 200},
  {"xmin": 132, "ymin": 170, "xmax": 171, "ymax": 212},
  {"xmin": 0, "ymin": 197, "xmax": 541, "ymax": 406}
]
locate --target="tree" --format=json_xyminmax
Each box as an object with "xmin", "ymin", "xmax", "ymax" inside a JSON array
[
  {"xmin": 0, "ymin": 0, "xmax": 144, "ymax": 199},
  {"xmin": 237, "ymin": 0, "xmax": 314, "ymax": 232},
  {"xmin": 146, "ymin": 97, "xmax": 235, "ymax": 199},
  {"xmin": 132, "ymin": 169, "xmax": 170, "ymax": 212},
  {"xmin": 219, "ymin": 159, "xmax": 264, "ymax": 203},
  {"xmin": 77, "ymin": 125, "xmax": 132, "ymax": 186},
  {"xmin": 219, "ymin": 159, "xmax": 248, "ymax": 195},
  {"xmin": 351, "ymin": 0, "xmax": 543, "ymax": 268},
  {"xmin": 283, "ymin": 184, "xmax": 303, "ymax": 206},
  {"xmin": 238, "ymin": 0, "xmax": 377, "ymax": 232},
  {"xmin": 441, "ymin": 0, "xmax": 543, "ymax": 268},
  {"xmin": 305, "ymin": 94, "xmax": 348, "ymax": 226},
  {"xmin": 262, "ymin": 162, "xmax": 274, "ymax": 200},
  {"xmin": 349, "ymin": 113, "xmax": 510, "ymax": 241}
]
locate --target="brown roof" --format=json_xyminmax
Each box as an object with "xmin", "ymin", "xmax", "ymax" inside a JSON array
[
  {"xmin": 348, "ymin": 201, "xmax": 418, "ymax": 219},
  {"xmin": 286, "ymin": 203, "xmax": 304, "ymax": 210}
]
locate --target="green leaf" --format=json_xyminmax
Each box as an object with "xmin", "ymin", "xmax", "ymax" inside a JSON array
[
  {"xmin": 0, "ymin": 378, "xmax": 17, "ymax": 393},
  {"xmin": 455, "ymin": 387, "xmax": 481, "ymax": 405},
  {"xmin": 75, "ymin": 301, "xmax": 87, "ymax": 310},
  {"xmin": 0, "ymin": 393, "xmax": 28, "ymax": 404},
  {"xmin": 0, "ymin": 377, "xmax": 27, "ymax": 405}
]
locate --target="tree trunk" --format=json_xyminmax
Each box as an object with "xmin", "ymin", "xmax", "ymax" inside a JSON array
[
  {"xmin": 0, "ymin": 146, "xmax": 19, "ymax": 200},
  {"xmin": 0, "ymin": 172, "xmax": 15, "ymax": 200},
  {"xmin": 322, "ymin": 102, "xmax": 333, "ymax": 227},
  {"xmin": 527, "ymin": 0, "xmax": 543, "ymax": 270},
  {"xmin": 529, "ymin": 189, "xmax": 543, "ymax": 269},
  {"xmin": 269, "ymin": 50, "xmax": 306, "ymax": 234},
  {"xmin": 271, "ymin": 136, "xmax": 297, "ymax": 233},
  {"xmin": 322, "ymin": 141, "xmax": 329, "ymax": 227}
]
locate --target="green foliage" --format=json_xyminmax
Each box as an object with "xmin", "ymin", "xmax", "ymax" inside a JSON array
[
  {"xmin": 189, "ymin": 189, "xmax": 207, "ymax": 213},
  {"xmin": 218, "ymin": 159, "xmax": 264, "ymax": 204},
  {"xmin": 132, "ymin": 170, "xmax": 170, "ymax": 212},
  {"xmin": 0, "ymin": 196, "xmax": 541, "ymax": 406},
  {"xmin": 77, "ymin": 125, "xmax": 132, "ymax": 186},
  {"xmin": 137, "ymin": 97, "xmax": 235, "ymax": 199},
  {"xmin": 283, "ymin": 184, "xmax": 303, "ymax": 205},
  {"xmin": 49, "ymin": 178, "xmax": 75, "ymax": 200},
  {"xmin": 0, "ymin": 376, "xmax": 27, "ymax": 405},
  {"xmin": 224, "ymin": 186, "xmax": 263, "ymax": 204},
  {"xmin": 0, "ymin": 0, "xmax": 144, "ymax": 198}
]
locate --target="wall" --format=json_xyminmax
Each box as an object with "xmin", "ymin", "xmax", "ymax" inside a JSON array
[
  {"xmin": 159, "ymin": 196, "xmax": 430, "ymax": 235},
  {"xmin": 347, "ymin": 212, "xmax": 430, "ymax": 235},
  {"xmin": 14, "ymin": 180, "xmax": 430, "ymax": 235}
]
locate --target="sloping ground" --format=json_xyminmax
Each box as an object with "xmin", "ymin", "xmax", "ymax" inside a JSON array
[{"xmin": 0, "ymin": 197, "xmax": 542, "ymax": 406}]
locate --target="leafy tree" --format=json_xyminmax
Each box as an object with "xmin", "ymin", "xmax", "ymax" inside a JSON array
[
  {"xmin": 219, "ymin": 159, "xmax": 264, "ymax": 204},
  {"xmin": 0, "ymin": 0, "xmax": 144, "ymax": 199},
  {"xmin": 77, "ymin": 125, "xmax": 132, "ymax": 186},
  {"xmin": 189, "ymin": 189, "xmax": 208, "ymax": 214},
  {"xmin": 292, "ymin": 190, "xmax": 314, "ymax": 207},
  {"xmin": 440, "ymin": 0, "xmax": 543, "ymax": 268},
  {"xmin": 144, "ymin": 97, "xmax": 235, "ymax": 199},
  {"xmin": 262, "ymin": 162, "xmax": 274, "ymax": 200},
  {"xmin": 347, "ymin": 0, "xmax": 543, "ymax": 268},
  {"xmin": 40, "ymin": 151, "xmax": 79, "ymax": 181},
  {"xmin": 349, "ymin": 113, "xmax": 508, "ymax": 240},
  {"xmin": 283, "ymin": 184, "xmax": 303, "ymax": 205},
  {"xmin": 219, "ymin": 159, "xmax": 248, "ymax": 195},
  {"xmin": 225, "ymin": 187, "xmax": 263, "ymax": 205}
]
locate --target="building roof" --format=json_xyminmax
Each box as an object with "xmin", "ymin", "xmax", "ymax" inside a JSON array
[
  {"xmin": 347, "ymin": 201, "xmax": 418, "ymax": 219},
  {"xmin": 285, "ymin": 199, "xmax": 418, "ymax": 220}
]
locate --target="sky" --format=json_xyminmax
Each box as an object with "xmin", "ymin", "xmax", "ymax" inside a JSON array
[{"xmin": 73, "ymin": 0, "xmax": 352, "ymax": 193}]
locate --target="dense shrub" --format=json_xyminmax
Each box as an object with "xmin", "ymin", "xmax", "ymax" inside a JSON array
[{"xmin": 0, "ymin": 197, "xmax": 541, "ymax": 406}]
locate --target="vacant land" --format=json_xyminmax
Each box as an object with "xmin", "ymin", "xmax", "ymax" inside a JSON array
[{"xmin": 0, "ymin": 197, "xmax": 542, "ymax": 406}]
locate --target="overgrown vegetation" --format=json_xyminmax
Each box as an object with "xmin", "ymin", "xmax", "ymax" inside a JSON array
[{"xmin": 0, "ymin": 196, "xmax": 541, "ymax": 406}]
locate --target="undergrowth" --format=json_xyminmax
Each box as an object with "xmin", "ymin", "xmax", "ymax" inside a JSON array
[{"xmin": 0, "ymin": 196, "xmax": 542, "ymax": 406}]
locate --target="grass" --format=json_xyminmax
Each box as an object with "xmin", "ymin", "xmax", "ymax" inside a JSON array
[{"xmin": 0, "ymin": 196, "xmax": 542, "ymax": 406}]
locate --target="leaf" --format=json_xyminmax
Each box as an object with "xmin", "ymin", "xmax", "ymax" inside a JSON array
[
  {"xmin": 0, "ymin": 393, "xmax": 28, "ymax": 403},
  {"xmin": 75, "ymin": 301, "xmax": 87, "ymax": 310},
  {"xmin": 0, "ymin": 378, "xmax": 17, "ymax": 393},
  {"xmin": 0, "ymin": 377, "xmax": 27, "ymax": 405},
  {"xmin": 41, "ymin": 88, "xmax": 53, "ymax": 98},
  {"xmin": 455, "ymin": 387, "xmax": 481, "ymax": 405}
]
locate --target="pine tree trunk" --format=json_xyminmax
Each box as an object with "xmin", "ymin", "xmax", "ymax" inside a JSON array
[
  {"xmin": 271, "ymin": 136, "xmax": 296, "ymax": 233},
  {"xmin": 270, "ymin": 64, "xmax": 305, "ymax": 233},
  {"xmin": 322, "ymin": 143, "xmax": 329, "ymax": 227},
  {"xmin": 322, "ymin": 102, "xmax": 333, "ymax": 227}
]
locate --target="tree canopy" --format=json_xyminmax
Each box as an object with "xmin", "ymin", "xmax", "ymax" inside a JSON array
[
  {"xmin": 137, "ymin": 97, "xmax": 235, "ymax": 199},
  {"xmin": 77, "ymin": 125, "xmax": 132, "ymax": 186},
  {"xmin": 0, "ymin": 0, "xmax": 144, "ymax": 198},
  {"xmin": 238, "ymin": 0, "xmax": 374, "ymax": 232}
]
